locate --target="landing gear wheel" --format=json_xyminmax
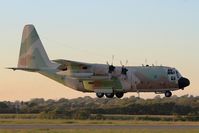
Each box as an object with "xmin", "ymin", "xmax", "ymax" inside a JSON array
[
  {"xmin": 165, "ymin": 91, "xmax": 172, "ymax": 97},
  {"xmin": 115, "ymin": 92, "xmax": 124, "ymax": 98},
  {"xmin": 105, "ymin": 93, "xmax": 114, "ymax": 98},
  {"xmin": 96, "ymin": 93, "xmax": 104, "ymax": 98}
]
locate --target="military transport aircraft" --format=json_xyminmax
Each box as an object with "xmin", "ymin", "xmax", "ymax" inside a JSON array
[{"xmin": 8, "ymin": 25, "xmax": 190, "ymax": 98}]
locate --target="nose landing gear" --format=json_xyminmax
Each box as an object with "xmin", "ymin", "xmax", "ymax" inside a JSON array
[{"xmin": 165, "ymin": 91, "xmax": 172, "ymax": 97}]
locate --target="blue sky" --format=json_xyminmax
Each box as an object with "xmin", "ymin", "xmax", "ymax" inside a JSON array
[{"xmin": 0, "ymin": 0, "xmax": 199, "ymax": 100}]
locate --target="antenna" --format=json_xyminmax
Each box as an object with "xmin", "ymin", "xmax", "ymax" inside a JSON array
[
  {"xmin": 145, "ymin": 58, "xmax": 148, "ymax": 65},
  {"xmin": 111, "ymin": 55, "xmax": 114, "ymax": 65},
  {"xmin": 155, "ymin": 60, "xmax": 158, "ymax": 66},
  {"xmin": 145, "ymin": 58, "xmax": 149, "ymax": 67}
]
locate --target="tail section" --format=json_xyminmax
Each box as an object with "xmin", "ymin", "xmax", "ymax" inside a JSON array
[{"xmin": 18, "ymin": 25, "xmax": 56, "ymax": 69}]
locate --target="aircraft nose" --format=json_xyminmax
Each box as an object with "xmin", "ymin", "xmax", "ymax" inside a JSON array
[{"xmin": 178, "ymin": 77, "xmax": 190, "ymax": 89}]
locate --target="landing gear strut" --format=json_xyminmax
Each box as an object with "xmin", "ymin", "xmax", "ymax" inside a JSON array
[{"xmin": 165, "ymin": 91, "xmax": 172, "ymax": 97}]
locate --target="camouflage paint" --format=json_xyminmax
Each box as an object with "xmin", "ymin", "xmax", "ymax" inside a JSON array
[{"xmin": 10, "ymin": 25, "xmax": 188, "ymax": 95}]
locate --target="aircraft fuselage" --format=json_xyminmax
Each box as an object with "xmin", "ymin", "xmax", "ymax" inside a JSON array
[{"xmin": 9, "ymin": 25, "xmax": 190, "ymax": 98}]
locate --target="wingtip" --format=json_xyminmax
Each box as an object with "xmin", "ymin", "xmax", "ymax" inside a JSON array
[{"xmin": 6, "ymin": 67, "xmax": 17, "ymax": 71}]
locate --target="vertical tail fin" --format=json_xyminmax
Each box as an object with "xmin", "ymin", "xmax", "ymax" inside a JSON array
[{"xmin": 18, "ymin": 25, "xmax": 56, "ymax": 69}]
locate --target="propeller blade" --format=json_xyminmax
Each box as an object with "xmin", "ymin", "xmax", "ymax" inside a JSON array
[
  {"xmin": 120, "ymin": 61, "xmax": 123, "ymax": 66},
  {"xmin": 125, "ymin": 60, "xmax": 128, "ymax": 65}
]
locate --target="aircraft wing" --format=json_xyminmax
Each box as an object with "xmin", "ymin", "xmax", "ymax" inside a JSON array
[
  {"xmin": 69, "ymin": 75, "xmax": 110, "ymax": 80},
  {"xmin": 53, "ymin": 59, "xmax": 91, "ymax": 66}
]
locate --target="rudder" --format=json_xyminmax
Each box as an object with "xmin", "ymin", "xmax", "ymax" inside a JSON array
[{"xmin": 18, "ymin": 25, "xmax": 55, "ymax": 69}]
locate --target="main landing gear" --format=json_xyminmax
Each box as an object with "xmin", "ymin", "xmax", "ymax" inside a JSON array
[
  {"xmin": 96, "ymin": 92, "xmax": 124, "ymax": 98},
  {"xmin": 105, "ymin": 93, "xmax": 114, "ymax": 98},
  {"xmin": 165, "ymin": 91, "xmax": 172, "ymax": 97},
  {"xmin": 96, "ymin": 93, "xmax": 104, "ymax": 98}
]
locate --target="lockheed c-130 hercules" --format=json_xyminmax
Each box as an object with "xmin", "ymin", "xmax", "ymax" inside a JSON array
[{"xmin": 8, "ymin": 25, "xmax": 190, "ymax": 98}]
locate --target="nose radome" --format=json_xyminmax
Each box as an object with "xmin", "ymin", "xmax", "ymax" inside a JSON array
[{"xmin": 178, "ymin": 77, "xmax": 190, "ymax": 89}]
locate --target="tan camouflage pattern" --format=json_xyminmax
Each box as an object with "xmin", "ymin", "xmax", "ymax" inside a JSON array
[{"xmin": 14, "ymin": 25, "xmax": 184, "ymax": 94}]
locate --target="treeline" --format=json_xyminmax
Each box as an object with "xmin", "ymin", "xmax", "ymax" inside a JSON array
[{"xmin": 0, "ymin": 95, "xmax": 198, "ymax": 120}]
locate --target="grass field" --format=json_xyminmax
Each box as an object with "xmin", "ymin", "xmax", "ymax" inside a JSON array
[
  {"xmin": 0, "ymin": 119, "xmax": 198, "ymax": 133},
  {"xmin": 0, "ymin": 113, "xmax": 198, "ymax": 122},
  {"xmin": 0, "ymin": 115, "xmax": 198, "ymax": 133},
  {"xmin": 0, "ymin": 129, "xmax": 199, "ymax": 133},
  {"xmin": 0, "ymin": 119, "xmax": 199, "ymax": 125}
]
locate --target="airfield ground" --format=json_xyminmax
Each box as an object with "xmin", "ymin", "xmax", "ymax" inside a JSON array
[
  {"xmin": 0, "ymin": 119, "xmax": 198, "ymax": 133},
  {"xmin": 0, "ymin": 128, "xmax": 199, "ymax": 133}
]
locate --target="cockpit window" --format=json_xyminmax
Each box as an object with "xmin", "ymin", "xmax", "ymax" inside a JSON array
[
  {"xmin": 168, "ymin": 69, "xmax": 175, "ymax": 75},
  {"xmin": 176, "ymin": 71, "xmax": 179, "ymax": 78},
  {"xmin": 168, "ymin": 69, "xmax": 171, "ymax": 74},
  {"xmin": 171, "ymin": 76, "xmax": 176, "ymax": 81}
]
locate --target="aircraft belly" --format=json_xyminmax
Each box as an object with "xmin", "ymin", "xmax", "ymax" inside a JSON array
[
  {"xmin": 130, "ymin": 87, "xmax": 179, "ymax": 92},
  {"xmin": 94, "ymin": 88, "xmax": 113, "ymax": 93},
  {"xmin": 82, "ymin": 78, "xmax": 123, "ymax": 92}
]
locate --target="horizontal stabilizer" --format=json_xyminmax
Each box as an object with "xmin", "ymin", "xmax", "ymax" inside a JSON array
[{"xmin": 6, "ymin": 67, "xmax": 39, "ymax": 72}]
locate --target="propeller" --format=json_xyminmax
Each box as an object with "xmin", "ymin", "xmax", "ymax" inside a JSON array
[
  {"xmin": 144, "ymin": 58, "xmax": 149, "ymax": 67},
  {"xmin": 106, "ymin": 55, "xmax": 114, "ymax": 65},
  {"xmin": 120, "ymin": 60, "xmax": 128, "ymax": 75},
  {"xmin": 120, "ymin": 60, "xmax": 128, "ymax": 66},
  {"xmin": 107, "ymin": 55, "xmax": 115, "ymax": 74},
  {"xmin": 111, "ymin": 55, "xmax": 114, "ymax": 65}
]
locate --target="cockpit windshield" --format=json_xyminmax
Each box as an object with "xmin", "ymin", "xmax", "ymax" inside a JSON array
[
  {"xmin": 176, "ymin": 70, "xmax": 182, "ymax": 78},
  {"xmin": 167, "ymin": 69, "xmax": 175, "ymax": 75},
  {"xmin": 168, "ymin": 68, "xmax": 182, "ymax": 79}
]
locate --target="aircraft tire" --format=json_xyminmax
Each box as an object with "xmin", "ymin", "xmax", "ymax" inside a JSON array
[
  {"xmin": 115, "ymin": 92, "xmax": 124, "ymax": 98},
  {"xmin": 105, "ymin": 93, "xmax": 114, "ymax": 98},
  {"xmin": 96, "ymin": 93, "xmax": 104, "ymax": 98},
  {"xmin": 165, "ymin": 91, "xmax": 172, "ymax": 97}
]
